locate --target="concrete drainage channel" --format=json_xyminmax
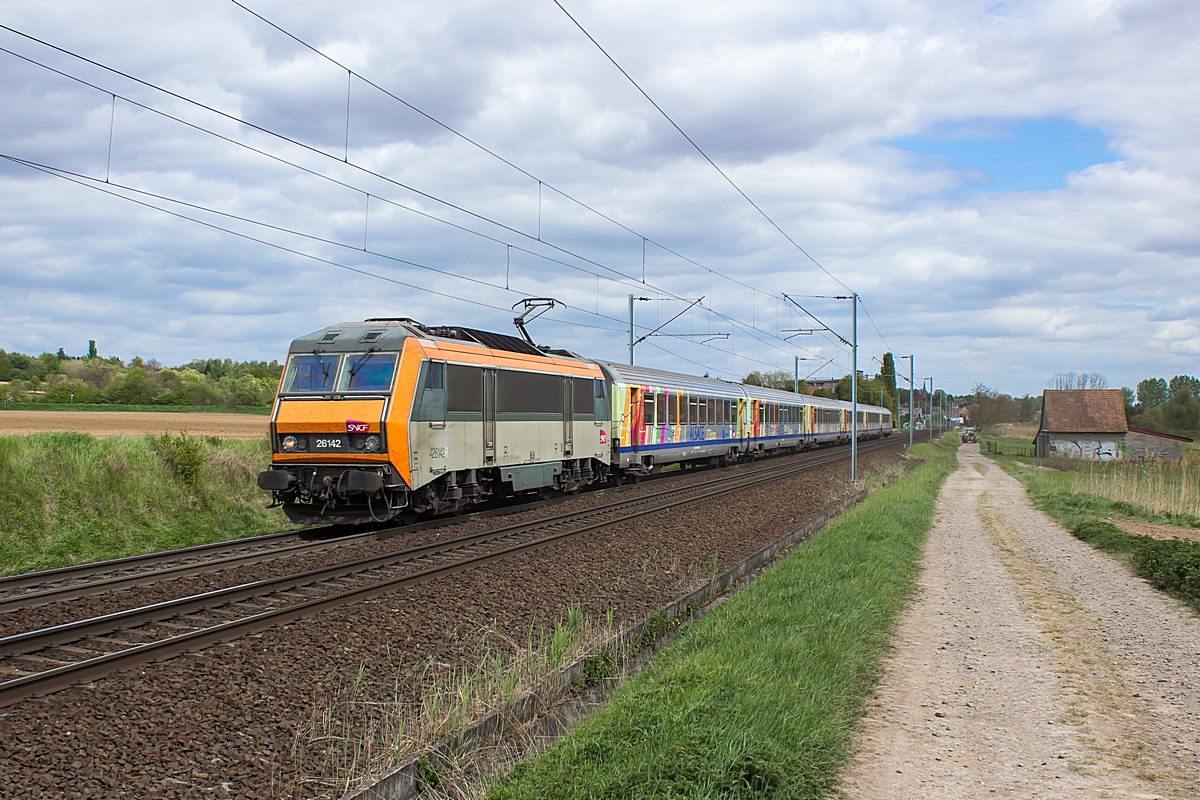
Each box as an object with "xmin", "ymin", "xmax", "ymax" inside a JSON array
[{"xmin": 345, "ymin": 487, "xmax": 870, "ymax": 800}]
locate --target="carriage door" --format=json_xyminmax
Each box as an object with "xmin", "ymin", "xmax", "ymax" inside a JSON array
[
  {"xmin": 562, "ymin": 376, "xmax": 574, "ymax": 457},
  {"xmin": 483, "ymin": 368, "xmax": 497, "ymax": 464}
]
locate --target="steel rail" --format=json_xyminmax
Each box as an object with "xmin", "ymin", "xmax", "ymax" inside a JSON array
[{"xmin": 0, "ymin": 437, "xmax": 902, "ymax": 707}]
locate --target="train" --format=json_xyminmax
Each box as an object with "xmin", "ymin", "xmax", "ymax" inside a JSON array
[{"xmin": 257, "ymin": 318, "xmax": 892, "ymax": 524}]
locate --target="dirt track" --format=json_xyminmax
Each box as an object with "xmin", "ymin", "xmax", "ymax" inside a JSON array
[
  {"xmin": 838, "ymin": 444, "xmax": 1200, "ymax": 799},
  {"xmin": 0, "ymin": 410, "xmax": 268, "ymax": 439}
]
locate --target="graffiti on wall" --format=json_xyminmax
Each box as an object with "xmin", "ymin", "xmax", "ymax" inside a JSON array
[{"xmin": 1048, "ymin": 439, "xmax": 1126, "ymax": 461}]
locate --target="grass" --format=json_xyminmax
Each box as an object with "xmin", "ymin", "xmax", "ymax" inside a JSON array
[
  {"xmin": 488, "ymin": 435, "xmax": 960, "ymax": 800},
  {"xmin": 296, "ymin": 604, "xmax": 621, "ymax": 797},
  {"xmin": 0, "ymin": 432, "xmax": 290, "ymax": 574},
  {"xmin": 0, "ymin": 402, "xmax": 270, "ymax": 414},
  {"xmin": 989, "ymin": 455, "xmax": 1200, "ymax": 614}
]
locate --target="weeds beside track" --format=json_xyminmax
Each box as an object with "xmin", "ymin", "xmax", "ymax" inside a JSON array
[
  {"xmin": 0, "ymin": 433, "xmax": 289, "ymax": 574},
  {"xmin": 489, "ymin": 435, "xmax": 959, "ymax": 800}
]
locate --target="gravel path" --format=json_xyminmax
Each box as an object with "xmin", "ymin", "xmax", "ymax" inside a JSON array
[
  {"xmin": 0, "ymin": 446, "xmax": 903, "ymax": 798},
  {"xmin": 838, "ymin": 444, "xmax": 1200, "ymax": 799}
]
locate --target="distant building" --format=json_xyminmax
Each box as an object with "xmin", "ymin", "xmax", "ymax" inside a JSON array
[
  {"xmin": 806, "ymin": 378, "xmax": 840, "ymax": 394},
  {"xmin": 1034, "ymin": 390, "xmax": 1192, "ymax": 460}
]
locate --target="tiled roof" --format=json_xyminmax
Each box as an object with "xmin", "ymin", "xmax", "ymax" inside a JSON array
[{"xmin": 1039, "ymin": 390, "xmax": 1128, "ymax": 434}]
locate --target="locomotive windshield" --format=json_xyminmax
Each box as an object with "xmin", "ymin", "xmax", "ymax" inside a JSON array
[
  {"xmin": 337, "ymin": 352, "xmax": 398, "ymax": 393},
  {"xmin": 281, "ymin": 354, "xmax": 340, "ymax": 394}
]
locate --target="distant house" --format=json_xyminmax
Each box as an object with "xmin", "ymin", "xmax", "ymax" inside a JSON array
[{"xmin": 1034, "ymin": 390, "xmax": 1192, "ymax": 460}]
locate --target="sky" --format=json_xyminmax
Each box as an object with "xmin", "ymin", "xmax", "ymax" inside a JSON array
[{"xmin": 1, "ymin": 0, "xmax": 1198, "ymax": 396}]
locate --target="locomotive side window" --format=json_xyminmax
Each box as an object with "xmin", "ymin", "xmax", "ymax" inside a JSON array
[
  {"xmin": 412, "ymin": 361, "xmax": 446, "ymax": 422},
  {"xmin": 573, "ymin": 378, "xmax": 595, "ymax": 417},
  {"xmin": 338, "ymin": 352, "xmax": 398, "ymax": 393},
  {"xmin": 447, "ymin": 364, "xmax": 483, "ymax": 413},
  {"xmin": 427, "ymin": 362, "xmax": 444, "ymax": 390},
  {"xmin": 282, "ymin": 354, "xmax": 340, "ymax": 394},
  {"xmin": 497, "ymin": 370, "xmax": 562, "ymax": 417},
  {"xmin": 593, "ymin": 379, "xmax": 610, "ymax": 420}
]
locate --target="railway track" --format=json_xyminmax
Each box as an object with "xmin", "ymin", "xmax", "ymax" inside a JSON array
[
  {"xmin": 0, "ymin": 447, "xmax": 745, "ymax": 612},
  {"xmin": 0, "ymin": 437, "xmax": 902, "ymax": 707}
]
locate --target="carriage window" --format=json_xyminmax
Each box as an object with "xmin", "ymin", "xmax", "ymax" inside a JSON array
[
  {"xmin": 669, "ymin": 392, "xmax": 680, "ymax": 425},
  {"xmin": 643, "ymin": 393, "xmax": 656, "ymax": 426},
  {"xmin": 689, "ymin": 396, "xmax": 699, "ymax": 425},
  {"xmin": 698, "ymin": 397, "xmax": 707, "ymax": 425},
  {"xmin": 655, "ymin": 391, "xmax": 666, "ymax": 426},
  {"xmin": 724, "ymin": 400, "xmax": 731, "ymax": 424},
  {"xmin": 706, "ymin": 398, "xmax": 714, "ymax": 424}
]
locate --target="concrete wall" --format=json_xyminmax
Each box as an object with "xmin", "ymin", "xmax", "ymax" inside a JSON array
[
  {"xmin": 1047, "ymin": 437, "xmax": 1126, "ymax": 461},
  {"xmin": 1125, "ymin": 430, "xmax": 1184, "ymax": 461}
]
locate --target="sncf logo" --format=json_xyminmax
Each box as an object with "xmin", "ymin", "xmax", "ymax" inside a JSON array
[
  {"xmin": 598, "ymin": 430, "xmax": 608, "ymax": 445},
  {"xmin": 346, "ymin": 420, "xmax": 370, "ymax": 433}
]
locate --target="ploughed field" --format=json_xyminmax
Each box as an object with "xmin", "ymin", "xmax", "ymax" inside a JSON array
[
  {"xmin": 0, "ymin": 443, "xmax": 906, "ymax": 799},
  {"xmin": 0, "ymin": 410, "xmax": 268, "ymax": 439}
]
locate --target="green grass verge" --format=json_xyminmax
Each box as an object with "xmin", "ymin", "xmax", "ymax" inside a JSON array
[
  {"xmin": 0, "ymin": 433, "xmax": 290, "ymax": 574},
  {"xmin": 0, "ymin": 403, "xmax": 269, "ymax": 414},
  {"xmin": 990, "ymin": 458, "xmax": 1200, "ymax": 614},
  {"xmin": 489, "ymin": 435, "xmax": 960, "ymax": 800}
]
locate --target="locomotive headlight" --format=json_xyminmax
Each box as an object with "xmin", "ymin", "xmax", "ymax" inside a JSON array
[
  {"xmin": 364, "ymin": 435, "xmax": 381, "ymax": 453},
  {"xmin": 281, "ymin": 435, "xmax": 298, "ymax": 452}
]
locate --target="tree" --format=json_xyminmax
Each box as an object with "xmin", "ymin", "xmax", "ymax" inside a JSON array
[
  {"xmin": 743, "ymin": 370, "xmax": 805, "ymax": 393},
  {"xmin": 87, "ymin": 340, "xmax": 98, "ymax": 359},
  {"xmin": 1138, "ymin": 378, "xmax": 1167, "ymax": 407},
  {"xmin": 1121, "ymin": 386, "xmax": 1135, "ymax": 420},
  {"xmin": 880, "ymin": 353, "xmax": 897, "ymax": 399},
  {"xmin": 971, "ymin": 383, "xmax": 999, "ymax": 431},
  {"xmin": 1161, "ymin": 387, "xmax": 1200, "ymax": 433},
  {"xmin": 1048, "ymin": 371, "xmax": 1107, "ymax": 390},
  {"xmin": 1168, "ymin": 375, "xmax": 1200, "ymax": 402}
]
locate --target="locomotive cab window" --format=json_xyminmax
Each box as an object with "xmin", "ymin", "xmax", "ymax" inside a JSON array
[
  {"xmin": 336, "ymin": 352, "xmax": 398, "ymax": 393},
  {"xmin": 282, "ymin": 353, "xmax": 341, "ymax": 394}
]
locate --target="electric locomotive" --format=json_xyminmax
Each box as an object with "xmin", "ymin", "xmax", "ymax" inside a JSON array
[{"xmin": 258, "ymin": 317, "xmax": 892, "ymax": 525}]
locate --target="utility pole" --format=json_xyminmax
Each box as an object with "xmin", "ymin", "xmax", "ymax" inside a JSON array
[
  {"xmin": 793, "ymin": 355, "xmax": 799, "ymax": 395},
  {"xmin": 899, "ymin": 355, "xmax": 913, "ymax": 450},
  {"xmin": 851, "ymin": 292, "xmax": 858, "ymax": 483},
  {"xmin": 628, "ymin": 294, "xmax": 650, "ymax": 365},
  {"xmin": 928, "ymin": 377, "xmax": 934, "ymax": 441}
]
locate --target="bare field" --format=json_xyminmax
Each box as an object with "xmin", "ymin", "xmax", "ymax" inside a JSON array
[{"xmin": 0, "ymin": 410, "xmax": 268, "ymax": 439}]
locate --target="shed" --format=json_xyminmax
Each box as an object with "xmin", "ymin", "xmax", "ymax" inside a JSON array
[
  {"xmin": 1033, "ymin": 390, "xmax": 1192, "ymax": 460},
  {"xmin": 1034, "ymin": 390, "xmax": 1128, "ymax": 460}
]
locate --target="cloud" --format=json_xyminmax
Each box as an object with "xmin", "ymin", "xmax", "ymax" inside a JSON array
[{"xmin": 0, "ymin": 0, "xmax": 1198, "ymax": 394}]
